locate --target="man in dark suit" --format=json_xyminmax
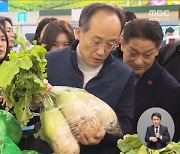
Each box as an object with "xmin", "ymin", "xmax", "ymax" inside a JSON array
[
  {"xmin": 156, "ymin": 41, "xmax": 180, "ymax": 83},
  {"xmin": 31, "ymin": 3, "xmax": 135, "ymax": 154},
  {"xmin": 145, "ymin": 112, "xmax": 170, "ymax": 150},
  {"xmin": 120, "ymin": 19, "xmax": 180, "ymax": 142}
]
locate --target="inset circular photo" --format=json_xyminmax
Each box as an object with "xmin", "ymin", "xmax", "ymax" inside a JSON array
[{"xmin": 137, "ymin": 107, "xmax": 174, "ymax": 150}]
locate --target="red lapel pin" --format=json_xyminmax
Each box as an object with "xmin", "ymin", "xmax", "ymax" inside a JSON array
[{"xmin": 147, "ymin": 80, "xmax": 153, "ymax": 85}]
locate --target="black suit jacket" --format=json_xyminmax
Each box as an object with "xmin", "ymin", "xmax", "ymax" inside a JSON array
[
  {"xmin": 145, "ymin": 125, "xmax": 170, "ymax": 149},
  {"xmin": 156, "ymin": 41, "xmax": 180, "ymax": 83},
  {"xmin": 133, "ymin": 60, "xmax": 180, "ymax": 142}
]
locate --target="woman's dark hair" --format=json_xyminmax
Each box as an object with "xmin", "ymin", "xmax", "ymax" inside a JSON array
[
  {"xmin": 0, "ymin": 16, "xmax": 13, "ymax": 28},
  {"xmin": 79, "ymin": 3, "xmax": 125, "ymax": 33},
  {"xmin": 34, "ymin": 17, "xmax": 57, "ymax": 45},
  {"xmin": 41, "ymin": 20, "xmax": 75, "ymax": 51},
  {"xmin": 0, "ymin": 24, "xmax": 9, "ymax": 65},
  {"xmin": 122, "ymin": 19, "xmax": 163, "ymax": 48},
  {"xmin": 151, "ymin": 112, "xmax": 161, "ymax": 120}
]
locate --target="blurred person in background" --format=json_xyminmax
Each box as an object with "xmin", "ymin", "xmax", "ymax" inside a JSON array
[
  {"xmin": 124, "ymin": 11, "xmax": 137, "ymax": 23},
  {"xmin": 157, "ymin": 41, "xmax": 180, "ymax": 83},
  {"xmin": 41, "ymin": 20, "xmax": 75, "ymax": 51},
  {"xmin": 0, "ymin": 24, "xmax": 9, "ymax": 67},
  {"xmin": 33, "ymin": 17, "xmax": 57, "ymax": 45},
  {"xmin": 113, "ymin": 10, "xmax": 137, "ymax": 59},
  {"xmin": 0, "ymin": 24, "xmax": 10, "ymax": 111},
  {"xmin": 164, "ymin": 27, "xmax": 174, "ymax": 37},
  {"xmin": 0, "ymin": 17, "xmax": 15, "ymax": 49},
  {"xmin": 162, "ymin": 27, "xmax": 174, "ymax": 46},
  {"xmin": 120, "ymin": 19, "xmax": 180, "ymax": 142}
]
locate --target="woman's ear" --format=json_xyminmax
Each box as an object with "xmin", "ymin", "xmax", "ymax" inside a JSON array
[{"xmin": 74, "ymin": 26, "xmax": 82, "ymax": 40}]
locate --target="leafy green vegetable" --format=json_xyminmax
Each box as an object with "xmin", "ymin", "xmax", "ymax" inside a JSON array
[
  {"xmin": 126, "ymin": 149, "xmax": 138, "ymax": 154},
  {"xmin": 0, "ymin": 110, "xmax": 22, "ymax": 144},
  {"xmin": 117, "ymin": 134, "xmax": 180, "ymax": 154},
  {"xmin": 137, "ymin": 145, "xmax": 149, "ymax": 154},
  {"xmin": 117, "ymin": 134, "xmax": 142, "ymax": 153},
  {"xmin": 160, "ymin": 141, "xmax": 180, "ymax": 154},
  {"xmin": 22, "ymin": 150, "xmax": 39, "ymax": 154},
  {"xmin": 0, "ymin": 135, "xmax": 21, "ymax": 154},
  {"xmin": 118, "ymin": 139, "xmax": 134, "ymax": 153},
  {"xmin": 124, "ymin": 134, "xmax": 142, "ymax": 148},
  {"xmin": 14, "ymin": 26, "xmax": 29, "ymax": 50},
  {"xmin": 0, "ymin": 27, "xmax": 47, "ymax": 126}
]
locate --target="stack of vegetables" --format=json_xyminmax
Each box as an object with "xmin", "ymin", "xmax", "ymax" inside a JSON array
[
  {"xmin": 117, "ymin": 134, "xmax": 180, "ymax": 154},
  {"xmin": 0, "ymin": 28, "xmax": 122, "ymax": 154}
]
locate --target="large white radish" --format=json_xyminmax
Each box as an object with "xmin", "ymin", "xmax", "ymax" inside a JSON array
[
  {"xmin": 41, "ymin": 96, "xmax": 80, "ymax": 154},
  {"xmin": 51, "ymin": 87, "xmax": 102, "ymax": 138},
  {"xmin": 50, "ymin": 86, "xmax": 122, "ymax": 136}
]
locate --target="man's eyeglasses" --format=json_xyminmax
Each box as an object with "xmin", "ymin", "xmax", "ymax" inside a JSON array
[{"xmin": 85, "ymin": 36, "xmax": 119, "ymax": 51}]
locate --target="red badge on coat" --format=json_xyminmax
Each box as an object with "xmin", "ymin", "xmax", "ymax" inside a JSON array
[{"xmin": 147, "ymin": 80, "xmax": 153, "ymax": 85}]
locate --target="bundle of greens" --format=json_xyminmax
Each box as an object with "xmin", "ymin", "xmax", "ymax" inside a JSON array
[
  {"xmin": 0, "ymin": 26, "xmax": 47, "ymax": 126},
  {"xmin": 117, "ymin": 134, "xmax": 180, "ymax": 154}
]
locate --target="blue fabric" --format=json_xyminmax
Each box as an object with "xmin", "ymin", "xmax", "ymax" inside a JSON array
[
  {"xmin": 22, "ymin": 125, "xmax": 34, "ymax": 131},
  {"xmin": 41, "ymin": 40, "xmax": 135, "ymax": 154}
]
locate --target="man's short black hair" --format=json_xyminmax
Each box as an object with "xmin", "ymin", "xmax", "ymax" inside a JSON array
[
  {"xmin": 151, "ymin": 112, "xmax": 161, "ymax": 120},
  {"xmin": 122, "ymin": 19, "xmax": 163, "ymax": 48},
  {"xmin": 165, "ymin": 27, "xmax": 174, "ymax": 34}
]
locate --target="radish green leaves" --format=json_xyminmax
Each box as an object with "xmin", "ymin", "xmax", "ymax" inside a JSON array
[{"xmin": 0, "ymin": 27, "xmax": 47, "ymax": 126}]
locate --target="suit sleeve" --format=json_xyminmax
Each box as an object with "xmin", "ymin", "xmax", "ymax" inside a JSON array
[
  {"xmin": 97, "ymin": 71, "xmax": 135, "ymax": 151},
  {"xmin": 145, "ymin": 127, "xmax": 150, "ymax": 142},
  {"xmin": 161, "ymin": 127, "xmax": 170, "ymax": 143},
  {"xmin": 116, "ymin": 71, "xmax": 135, "ymax": 135}
]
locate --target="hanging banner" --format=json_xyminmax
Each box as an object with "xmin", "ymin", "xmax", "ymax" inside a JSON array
[{"xmin": 150, "ymin": 0, "xmax": 168, "ymax": 5}]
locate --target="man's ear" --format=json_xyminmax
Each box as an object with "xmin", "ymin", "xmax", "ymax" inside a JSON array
[
  {"xmin": 120, "ymin": 37, "xmax": 125, "ymax": 53},
  {"xmin": 75, "ymin": 26, "xmax": 82, "ymax": 40},
  {"xmin": 155, "ymin": 48, "xmax": 160, "ymax": 56}
]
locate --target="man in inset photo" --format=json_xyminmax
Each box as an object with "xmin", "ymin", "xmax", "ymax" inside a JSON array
[{"xmin": 145, "ymin": 112, "xmax": 170, "ymax": 150}]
